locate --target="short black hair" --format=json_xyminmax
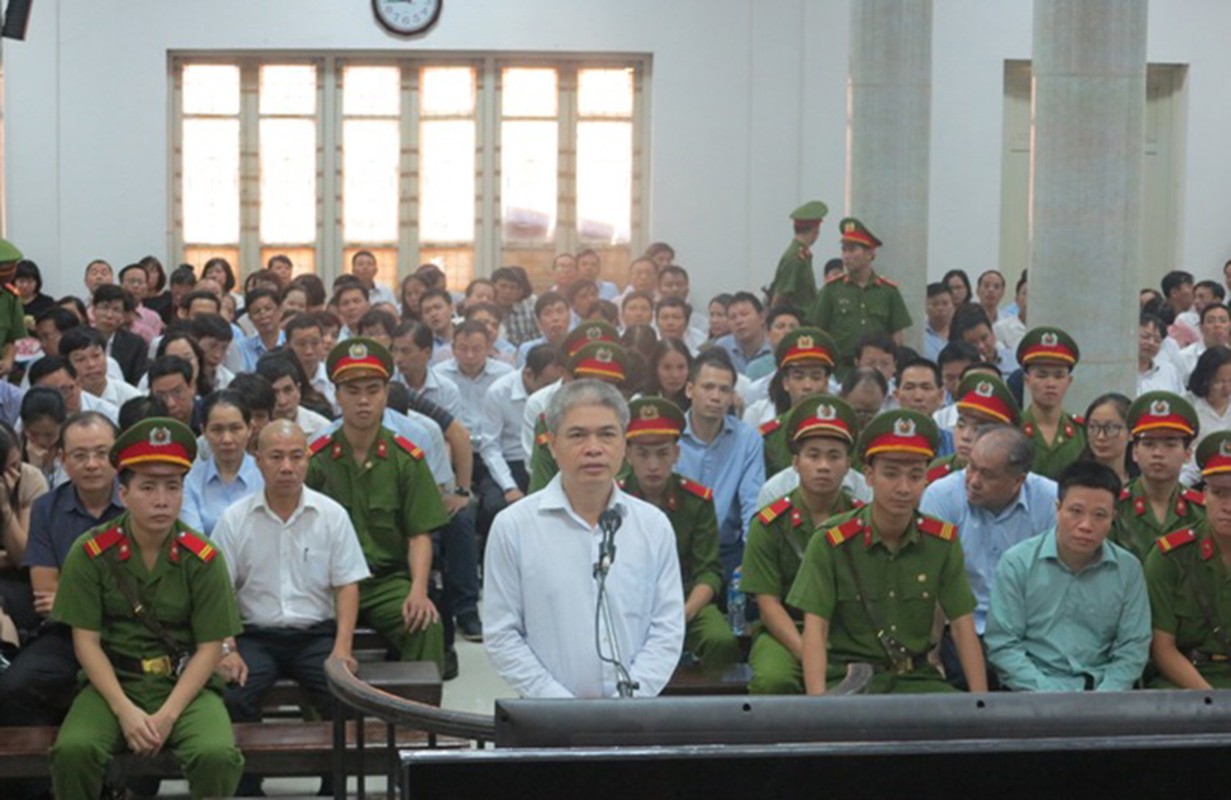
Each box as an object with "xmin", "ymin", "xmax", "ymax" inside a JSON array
[
  {"xmin": 727, "ymin": 291, "xmax": 763, "ymax": 314},
  {"xmin": 332, "ymin": 280, "xmax": 369, "ymax": 305},
  {"xmin": 28, "ymin": 355, "xmax": 76, "ymax": 384},
  {"xmin": 147, "ymin": 355, "xmax": 193, "ymax": 388},
  {"xmin": 896, "ymin": 356, "xmax": 941, "ymax": 387},
  {"xmin": 244, "ymin": 287, "xmax": 279, "ymax": 311},
  {"xmin": 1161, "ymin": 270, "xmax": 1194, "ymax": 298},
  {"xmin": 385, "ymin": 381, "xmax": 412, "ymax": 415},
  {"xmin": 1138, "ymin": 311, "xmax": 1166, "ymax": 340},
  {"xmin": 189, "ymin": 313, "xmax": 234, "ymax": 344},
  {"xmin": 419, "ymin": 287, "xmax": 452, "ymax": 309},
  {"xmin": 358, "ymin": 308, "xmax": 399, "ymax": 336},
  {"xmin": 621, "ymin": 290, "xmax": 654, "ymax": 311},
  {"xmin": 949, "ymin": 303, "xmax": 994, "ymax": 343},
  {"xmin": 1056, "ymin": 460, "xmax": 1122, "ymax": 504},
  {"xmin": 926, "ymin": 281, "xmax": 951, "ymax": 299},
  {"xmin": 36, "ymin": 307, "xmax": 82, "ymax": 334},
  {"xmin": 118, "ymin": 396, "xmax": 167, "ymax": 432},
  {"xmin": 453, "ymin": 319, "xmax": 491, "ymax": 342},
  {"xmin": 170, "ymin": 264, "xmax": 197, "ymax": 288},
  {"xmin": 658, "ymin": 264, "xmax": 689, "ymax": 285},
  {"xmin": 937, "ymin": 341, "xmax": 980, "ymax": 369},
  {"xmin": 20, "ymin": 386, "xmax": 67, "ymax": 428},
  {"xmin": 525, "ymin": 344, "xmax": 565, "ymax": 377},
  {"xmin": 1197, "ymin": 280, "xmax": 1228, "ymax": 302},
  {"xmin": 92, "ymin": 284, "xmax": 132, "ymax": 311},
  {"xmin": 1200, "ymin": 303, "xmax": 1229, "ymax": 326},
  {"xmin": 58, "ymin": 326, "xmax": 106, "ymax": 359},
  {"xmin": 284, "ymin": 312, "xmax": 324, "ymax": 342},
  {"xmin": 656, "ymin": 296, "xmax": 692, "ymax": 318},
  {"xmin": 227, "ymin": 372, "xmax": 276, "ymax": 415},
  {"xmin": 764, "ymin": 304, "xmax": 805, "ymax": 331},
  {"xmin": 688, "ymin": 347, "xmax": 737, "ymax": 384},
  {"xmin": 118, "ymin": 263, "xmax": 146, "ymax": 284},
  {"xmin": 534, "ymin": 291, "xmax": 568, "ymax": 318},
  {"xmin": 855, "ymin": 332, "xmax": 897, "ymax": 361},
  {"xmin": 181, "ymin": 289, "xmax": 222, "ymax": 313}
]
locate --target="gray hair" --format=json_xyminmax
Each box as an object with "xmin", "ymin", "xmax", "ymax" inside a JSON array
[
  {"xmin": 974, "ymin": 424, "xmax": 1034, "ymax": 476},
  {"xmin": 544, "ymin": 379, "xmax": 630, "ymax": 435}
]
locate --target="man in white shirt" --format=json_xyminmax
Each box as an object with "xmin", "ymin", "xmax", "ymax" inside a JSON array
[
  {"xmin": 483, "ymin": 380, "xmax": 684, "ymax": 698},
  {"xmin": 27, "ymin": 356, "xmax": 120, "ymax": 425},
  {"xmin": 350, "ymin": 249, "xmax": 398, "ymax": 308},
  {"xmin": 436, "ymin": 320, "xmax": 513, "ymax": 437},
  {"xmin": 286, "ymin": 314, "xmax": 337, "ymax": 414},
  {"xmin": 994, "ymin": 273, "xmax": 1028, "ymax": 353},
  {"xmin": 1176, "ymin": 303, "xmax": 1231, "ymax": 385},
  {"xmin": 390, "ymin": 321, "xmax": 465, "ymax": 419},
  {"xmin": 58, "ymin": 328, "xmax": 143, "ymax": 409},
  {"xmin": 212, "ymin": 420, "xmax": 370, "ymax": 724}
]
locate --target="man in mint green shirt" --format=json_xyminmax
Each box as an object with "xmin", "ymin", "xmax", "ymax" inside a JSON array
[{"xmin": 986, "ymin": 461, "xmax": 1150, "ymax": 691}]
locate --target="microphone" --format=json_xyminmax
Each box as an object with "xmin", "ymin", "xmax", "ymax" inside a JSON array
[{"xmin": 596, "ymin": 506, "xmax": 624, "ymax": 576}]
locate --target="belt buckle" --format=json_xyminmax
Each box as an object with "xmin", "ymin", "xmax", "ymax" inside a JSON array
[
  {"xmin": 141, "ymin": 655, "xmax": 173, "ymax": 676},
  {"xmin": 892, "ymin": 656, "xmax": 914, "ymax": 675}
]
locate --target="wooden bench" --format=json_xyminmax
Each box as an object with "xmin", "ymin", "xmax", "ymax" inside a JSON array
[
  {"xmin": 663, "ymin": 663, "xmax": 755, "ymax": 695},
  {"xmin": 262, "ymin": 660, "xmax": 442, "ymax": 715}
]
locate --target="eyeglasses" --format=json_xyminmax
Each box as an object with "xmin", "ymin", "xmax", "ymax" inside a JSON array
[
  {"xmin": 65, "ymin": 448, "xmax": 111, "ymax": 465},
  {"xmin": 1088, "ymin": 423, "xmax": 1126, "ymax": 438}
]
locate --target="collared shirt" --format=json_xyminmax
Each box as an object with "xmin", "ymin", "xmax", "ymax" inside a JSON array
[
  {"xmin": 985, "ymin": 529, "xmax": 1150, "ymax": 691},
  {"xmin": 436, "ymin": 357, "xmax": 513, "ymax": 437},
  {"xmin": 429, "ymin": 334, "xmax": 454, "ymax": 366},
  {"xmin": 79, "ymin": 391, "xmax": 119, "ymax": 425},
  {"xmin": 1176, "ymin": 341, "xmax": 1205, "ymax": 385},
  {"xmin": 924, "ymin": 324, "xmax": 948, "ymax": 362},
  {"xmin": 24, "ymin": 480, "xmax": 125, "ymax": 569},
  {"xmin": 92, "ymin": 377, "xmax": 144, "ymax": 410},
  {"xmin": 712, "ymin": 333, "xmax": 772, "ymax": 376},
  {"xmin": 1183, "ymin": 393, "xmax": 1231, "ymax": 486},
  {"xmin": 919, "ymin": 468, "xmax": 1058, "ymax": 634},
  {"xmin": 394, "ymin": 366, "xmax": 465, "ymax": 421},
  {"xmin": 677, "ymin": 413, "xmax": 765, "ymax": 548},
  {"xmin": 993, "ymin": 314, "xmax": 1027, "ymax": 353},
  {"xmin": 515, "ymin": 336, "xmax": 547, "ymax": 368},
  {"xmin": 503, "ymin": 297, "xmax": 541, "ymax": 347},
  {"xmin": 321, "ymin": 409, "xmax": 453, "ymax": 486},
  {"xmin": 482, "ymin": 475, "xmax": 684, "ymax": 698},
  {"xmin": 211, "ymin": 487, "xmax": 371, "ymax": 629},
  {"xmin": 294, "ymin": 405, "xmax": 332, "ymax": 440},
  {"xmin": 180, "ymin": 453, "xmax": 264, "ymax": 536},
  {"xmin": 368, "ymin": 283, "xmax": 398, "ymax": 309},
  {"xmin": 1137, "ymin": 356, "xmax": 1184, "ymax": 397},
  {"xmin": 480, "ymin": 367, "xmax": 530, "ymax": 491},
  {"xmin": 308, "ymin": 362, "xmax": 337, "ymax": 414},
  {"xmin": 237, "ymin": 330, "xmax": 286, "ymax": 373}
]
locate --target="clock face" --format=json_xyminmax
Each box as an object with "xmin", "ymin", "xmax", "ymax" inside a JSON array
[{"xmin": 372, "ymin": 0, "xmax": 442, "ymax": 36}]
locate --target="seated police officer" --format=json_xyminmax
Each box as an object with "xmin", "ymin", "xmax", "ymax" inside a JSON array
[{"xmin": 49, "ymin": 417, "xmax": 244, "ymax": 800}]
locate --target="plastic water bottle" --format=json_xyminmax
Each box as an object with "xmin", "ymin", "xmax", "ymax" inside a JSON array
[{"xmin": 728, "ymin": 566, "xmax": 747, "ymax": 636}]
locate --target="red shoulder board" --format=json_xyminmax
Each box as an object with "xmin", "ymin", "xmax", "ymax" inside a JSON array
[
  {"xmin": 917, "ymin": 516, "xmax": 957, "ymax": 542},
  {"xmin": 1156, "ymin": 528, "xmax": 1197, "ymax": 554},
  {"xmin": 1181, "ymin": 488, "xmax": 1205, "ymax": 508},
  {"xmin": 875, "ymin": 276, "xmax": 899, "ymax": 288},
  {"xmin": 83, "ymin": 527, "xmax": 125, "ymax": 559},
  {"xmin": 393, "ymin": 436, "xmax": 424, "ymax": 460},
  {"xmin": 536, "ymin": 431, "xmax": 550, "ymax": 447},
  {"xmin": 926, "ymin": 463, "xmax": 952, "ymax": 484},
  {"xmin": 679, "ymin": 477, "xmax": 713, "ymax": 502},
  {"xmin": 1022, "ymin": 422, "xmax": 1036, "ymax": 438},
  {"xmin": 799, "ymin": 246, "xmax": 812, "ymax": 259},
  {"xmin": 759, "ymin": 418, "xmax": 782, "ymax": 437},
  {"xmin": 3, "ymin": 283, "xmax": 18, "ymax": 296},
  {"xmin": 1072, "ymin": 415, "xmax": 1086, "ymax": 426},
  {"xmin": 309, "ymin": 434, "xmax": 332, "ymax": 456},
  {"xmin": 825, "ymin": 517, "xmax": 863, "ymax": 548},
  {"xmin": 1118, "ymin": 487, "xmax": 1131, "ymax": 502},
  {"xmin": 175, "ymin": 530, "xmax": 217, "ymax": 563},
  {"xmin": 851, "ymin": 498, "xmax": 865, "ymax": 509},
  {"xmin": 825, "ymin": 271, "xmax": 845, "ymax": 284},
  {"xmin": 757, "ymin": 496, "xmax": 792, "ymax": 526}
]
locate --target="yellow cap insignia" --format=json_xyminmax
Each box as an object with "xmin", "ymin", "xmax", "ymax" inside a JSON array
[
  {"xmin": 349, "ymin": 342, "xmax": 368, "ymax": 359},
  {"xmin": 817, "ymin": 403, "xmax": 836, "ymax": 420},
  {"xmin": 1041, "ymin": 332, "xmax": 1058, "ymax": 347},
  {"xmin": 586, "ymin": 326, "xmax": 602, "ymax": 340},
  {"xmin": 640, "ymin": 404, "xmax": 659, "ymax": 420},
  {"xmin": 596, "ymin": 347, "xmax": 613, "ymax": 363},
  {"xmin": 1221, "ymin": 440, "xmax": 1231, "ymax": 457},
  {"xmin": 843, "ymin": 221, "xmax": 856, "ymax": 233},
  {"xmin": 150, "ymin": 426, "xmax": 171, "ymax": 447},
  {"xmin": 796, "ymin": 335, "xmax": 814, "ymax": 350},
  {"xmin": 1151, "ymin": 399, "xmax": 1170, "ymax": 417},
  {"xmin": 975, "ymin": 381, "xmax": 994, "ymax": 398},
  {"xmin": 894, "ymin": 418, "xmax": 917, "ymax": 437}
]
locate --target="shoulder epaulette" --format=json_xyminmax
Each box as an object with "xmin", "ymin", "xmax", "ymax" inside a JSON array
[
  {"xmin": 1182, "ymin": 488, "xmax": 1205, "ymax": 508},
  {"xmin": 678, "ymin": 477, "xmax": 713, "ymax": 501},
  {"xmin": 825, "ymin": 517, "xmax": 863, "ymax": 548},
  {"xmin": 393, "ymin": 435, "xmax": 424, "ymax": 460},
  {"xmin": 757, "ymin": 496, "xmax": 792, "ymax": 526},
  {"xmin": 1156, "ymin": 528, "xmax": 1197, "ymax": 554},
  {"xmin": 851, "ymin": 497, "xmax": 865, "ymax": 509},
  {"xmin": 1072, "ymin": 415, "xmax": 1086, "ymax": 426},
  {"xmin": 175, "ymin": 530, "xmax": 217, "ymax": 563},
  {"xmin": 759, "ymin": 418, "xmax": 781, "ymax": 437},
  {"xmin": 3, "ymin": 283, "xmax": 18, "ymax": 296},
  {"xmin": 309, "ymin": 434, "xmax": 333, "ymax": 456},
  {"xmin": 83, "ymin": 527, "xmax": 124, "ymax": 559},
  {"xmin": 1119, "ymin": 487, "xmax": 1132, "ymax": 502},
  {"xmin": 825, "ymin": 271, "xmax": 845, "ymax": 284},
  {"xmin": 875, "ymin": 275, "xmax": 899, "ymax": 288},
  {"xmin": 926, "ymin": 462, "xmax": 952, "ymax": 484},
  {"xmin": 917, "ymin": 515, "xmax": 957, "ymax": 542}
]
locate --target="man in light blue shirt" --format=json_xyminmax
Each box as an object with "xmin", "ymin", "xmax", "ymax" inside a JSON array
[
  {"xmin": 986, "ymin": 461, "xmax": 1150, "ymax": 691},
  {"xmin": 675, "ymin": 350, "xmax": 764, "ymax": 581},
  {"xmin": 920, "ymin": 424, "xmax": 1058, "ymax": 637},
  {"xmin": 711, "ymin": 292, "xmax": 772, "ymax": 376}
]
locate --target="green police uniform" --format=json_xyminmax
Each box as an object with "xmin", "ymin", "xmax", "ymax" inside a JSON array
[
  {"xmin": 528, "ymin": 339, "xmax": 629, "ymax": 493},
  {"xmin": 307, "ymin": 426, "xmax": 449, "ymax": 668},
  {"xmin": 1020, "ymin": 407, "xmax": 1087, "ymax": 480},
  {"xmin": 0, "ymin": 238, "xmax": 28, "ymax": 348},
  {"xmin": 806, "ymin": 218, "xmax": 910, "ymax": 366},
  {"xmin": 787, "ymin": 504, "xmax": 974, "ymax": 694},
  {"xmin": 926, "ymin": 453, "xmax": 964, "ymax": 485},
  {"xmin": 760, "ymin": 329, "xmax": 839, "ymax": 476},
  {"xmin": 1017, "ymin": 326, "xmax": 1086, "ymax": 480},
  {"xmin": 306, "ymin": 337, "xmax": 451, "ymax": 669},
  {"xmin": 927, "ymin": 373, "xmax": 1020, "ymax": 485},
  {"xmin": 760, "ymin": 414, "xmax": 791, "ymax": 477},
  {"xmin": 1113, "ymin": 479, "xmax": 1205, "ymax": 562},
  {"xmin": 768, "ymin": 201, "xmax": 828, "ymax": 308},
  {"xmin": 622, "ymin": 472, "xmax": 738, "ymax": 671},
  {"xmin": 1145, "ymin": 522, "xmax": 1231, "ymax": 688},
  {"xmin": 742, "ymin": 487, "xmax": 862, "ymax": 694}
]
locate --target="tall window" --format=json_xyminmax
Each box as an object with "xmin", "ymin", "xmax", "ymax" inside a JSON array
[{"xmin": 173, "ymin": 55, "xmax": 647, "ymax": 293}]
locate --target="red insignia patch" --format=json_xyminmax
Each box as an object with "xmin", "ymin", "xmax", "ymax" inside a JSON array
[
  {"xmin": 759, "ymin": 419, "xmax": 782, "ymax": 437},
  {"xmin": 175, "ymin": 530, "xmax": 217, "ymax": 563},
  {"xmin": 679, "ymin": 477, "xmax": 714, "ymax": 501},
  {"xmin": 393, "ymin": 436, "xmax": 424, "ymax": 460}
]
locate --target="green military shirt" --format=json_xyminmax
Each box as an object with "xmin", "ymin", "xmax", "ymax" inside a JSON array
[
  {"xmin": 527, "ymin": 414, "xmax": 559, "ymax": 493},
  {"xmin": 787, "ymin": 504, "xmax": 975, "ymax": 664},
  {"xmin": 51, "ymin": 512, "xmax": 241, "ymax": 663},
  {"xmin": 306, "ymin": 427, "xmax": 449, "ymax": 574},
  {"xmin": 0, "ymin": 286, "xmax": 27, "ymax": 347},
  {"xmin": 1020, "ymin": 407, "xmax": 1087, "ymax": 480},
  {"xmin": 622, "ymin": 472, "xmax": 722, "ymax": 598},
  {"xmin": 807, "ymin": 271, "xmax": 912, "ymax": 365},
  {"xmin": 1113, "ymin": 479, "xmax": 1205, "ymax": 562},
  {"xmin": 1145, "ymin": 522, "xmax": 1231, "ymax": 658},
  {"xmin": 742, "ymin": 488, "xmax": 862, "ymax": 610},
  {"xmin": 769, "ymin": 238, "xmax": 816, "ymax": 309},
  {"xmin": 759, "ymin": 413, "xmax": 791, "ymax": 477}
]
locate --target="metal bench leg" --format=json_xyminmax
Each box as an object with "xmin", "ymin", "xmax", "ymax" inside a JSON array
[{"xmin": 332, "ymin": 696, "xmax": 347, "ymax": 800}]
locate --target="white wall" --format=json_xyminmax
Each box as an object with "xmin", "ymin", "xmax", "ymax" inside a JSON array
[{"xmin": 3, "ymin": 0, "xmax": 1230, "ymax": 305}]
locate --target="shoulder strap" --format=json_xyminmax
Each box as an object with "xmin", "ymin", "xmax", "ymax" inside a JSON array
[
  {"xmin": 102, "ymin": 555, "xmax": 188, "ymax": 660},
  {"xmin": 1173, "ymin": 551, "xmax": 1231, "ymax": 658},
  {"xmin": 838, "ymin": 545, "xmax": 921, "ymax": 670}
]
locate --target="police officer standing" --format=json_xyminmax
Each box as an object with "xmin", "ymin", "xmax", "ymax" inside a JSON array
[
  {"xmin": 789, "ymin": 409, "xmax": 986, "ymax": 694},
  {"xmin": 49, "ymin": 417, "xmax": 244, "ymax": 800},
  {"xmin": 768, "ymin": 201, "xmax": 828, "ymax": 309},
  {"xmin": 621, "ymin": 397, "xmax": 738, "ymax": 672},
  {"xmin": 306, "ymin": 338, "xmax": 451, "ymax": 671}
]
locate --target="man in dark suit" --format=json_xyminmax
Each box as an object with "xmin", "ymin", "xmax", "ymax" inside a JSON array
[{"xmin": 90, "ymin": 284, "xmax": 147, "ymax": 384}]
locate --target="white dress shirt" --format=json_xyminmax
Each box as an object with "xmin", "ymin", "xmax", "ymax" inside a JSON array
[
  {"xmin": 479, "ymin": 367, "xmax": 529, "ymax": 492},
  {"xmin": 308, "ymin": 362, "xmax": 337, "ymax": 414},
  {"xmin": 482, "ymin": 476, "xmax": 684, "ymax": 698},
  {"xmin": 294, "ymin": 405, "xmax": 332, "ymax": 440},
  {"xmin": 394, "ymin": 366, "xmax": 465, "ymax": 421},
  {"xmin": 436, "ymin": 357, "xmax": 513, "ymax": 436},
  {"xmin": 1137, "ymin": 357, "xmax": 1185, "ymax": 397},
  {"xmin": 211, "ymin": 487, "xmax": 371, "ymax": 629},
  {"xmin": 91, "ymin": 378, "xmax": 144, "ymax": 410}
]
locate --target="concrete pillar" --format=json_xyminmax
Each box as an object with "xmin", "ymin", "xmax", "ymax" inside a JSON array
[
  {"xmin": 1030, "ymin": 0, "xmax": 1147, "ymax": 407},
  {"xmin": 847, "ymin": 0, "xmax": 932, "ymax": 351}
]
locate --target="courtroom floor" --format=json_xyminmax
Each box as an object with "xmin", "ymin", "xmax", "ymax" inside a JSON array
[{"xmin": 161, "ymin": 640, "xmax": 513, "ymax": 797}]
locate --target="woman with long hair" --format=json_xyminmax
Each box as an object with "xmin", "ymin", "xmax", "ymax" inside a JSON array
[
  {"xmin": 1078, "ymin": 392, "xmax": 1135, "ymax": 484},
  {"xmin": 647, "ymin": 338, "xmax": 693, "ymax": 411}
]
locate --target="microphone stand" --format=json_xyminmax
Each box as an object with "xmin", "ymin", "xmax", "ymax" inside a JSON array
[{"xmin": 594, "ymin": 508, "xmax": 638, "ymax": 698}]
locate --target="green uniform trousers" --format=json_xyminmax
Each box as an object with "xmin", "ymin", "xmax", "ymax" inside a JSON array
[
  {"xmin": 50, "ymin": 681, "xmax": 242, "ymax": 800},
  {"xmin": 1148, "ymin": 662, "xmax": 1231, "ymax": 689},
  {"xmin": 684, "ymin": 605, "xmax": 740, "ymax": 673},
  {"xmin": 826, "ymin": 662, "xmax": 958, "ymax": 694},
  {"xmin": 748, "ymin": 627, "xmax": 803, "ymax": 695},
  {"xmin": 360, "ymin": 572, "xmax": 444, "ymax": 670}
]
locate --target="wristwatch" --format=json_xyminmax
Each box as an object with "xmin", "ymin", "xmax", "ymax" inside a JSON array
[
  {"xmin": 454, "ymin": 487, "xmax": 471, "ymax": 498},
  {"xmin": 221, "ymin": 642, "xmax": 233, "ymax": 656}
]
